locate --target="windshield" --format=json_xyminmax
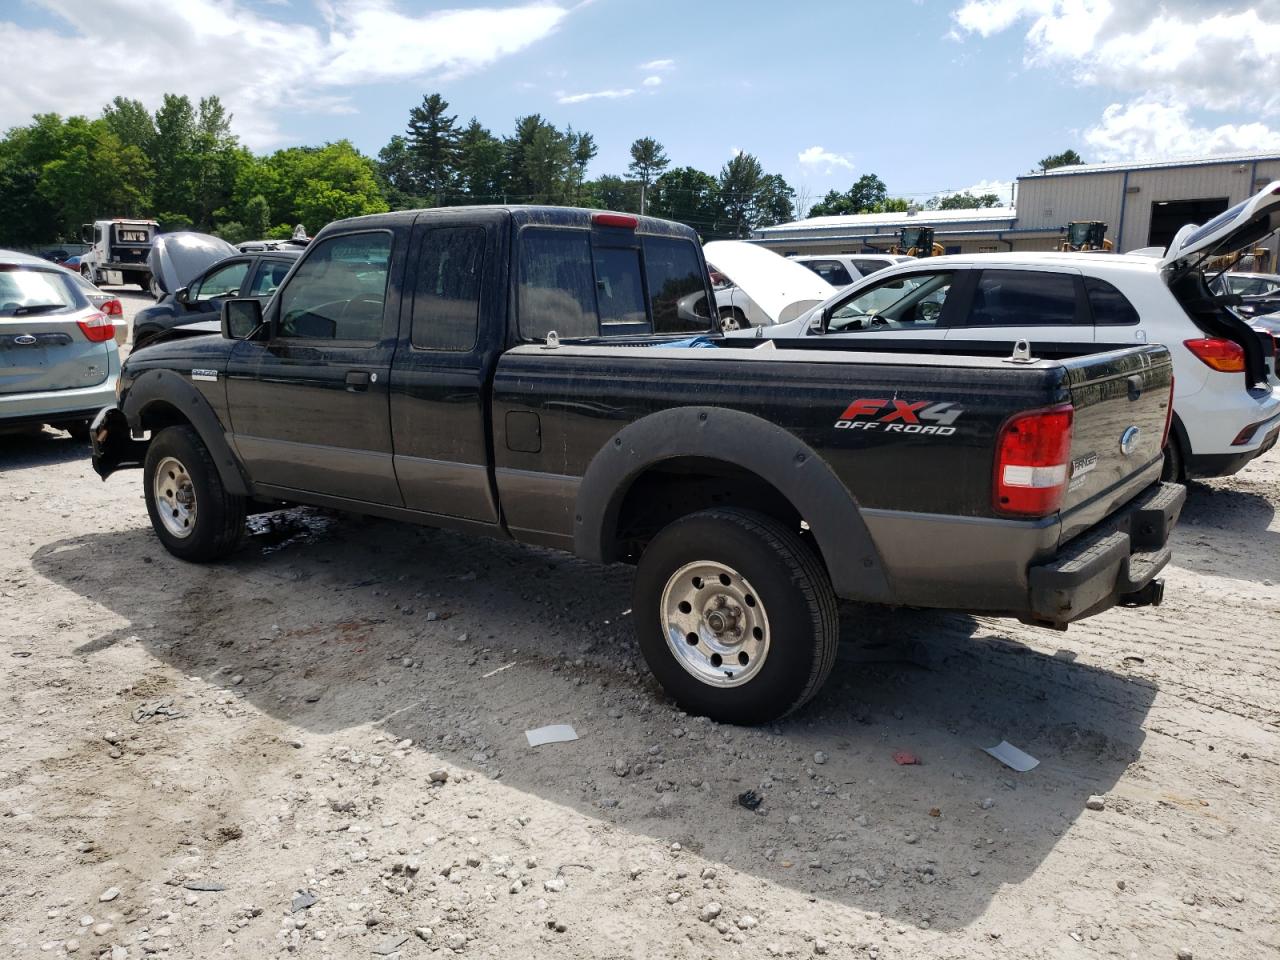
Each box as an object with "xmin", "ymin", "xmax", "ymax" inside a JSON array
[
  {"xmin": 0, "ymin": 266, "xmax": 81, "ymax": 317},
  {"xmin": 827, "ymin": 273, "xmax": 953, "ymax": 332}
]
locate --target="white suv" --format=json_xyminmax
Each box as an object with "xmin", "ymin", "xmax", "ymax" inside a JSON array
[{"xmin": 749, "ymin": 184, "xmax": 1280, "ymax": 481}]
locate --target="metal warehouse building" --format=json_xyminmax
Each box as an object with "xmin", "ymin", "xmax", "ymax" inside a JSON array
[{"xmin": 753, "ymin": 152, "xmax": 1280, "ymax": 263}]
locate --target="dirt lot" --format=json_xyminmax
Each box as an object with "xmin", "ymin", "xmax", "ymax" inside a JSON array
[{"xmin": 1, "ymin": 432, "xmax": 1277, "ymax": 959}]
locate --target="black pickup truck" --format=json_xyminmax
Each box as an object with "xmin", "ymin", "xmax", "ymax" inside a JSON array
[{"xmin": 92, "ymin": 206, "xmax": 1184, "ymax": 723}]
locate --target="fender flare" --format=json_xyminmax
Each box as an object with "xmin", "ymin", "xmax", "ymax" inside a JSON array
[
  {"xmin": 122, "ymin": 368, "xmax": 251, "ymax": 497},
  {"xmin": 573, "ymin": 405, "xmax": 894, "ymax": 604}
]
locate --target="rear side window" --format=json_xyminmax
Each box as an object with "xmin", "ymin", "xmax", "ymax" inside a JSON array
[
  {"xmin": 852, "ymin": 258, "xmax": 891, "ymax": 276},
  {"xmin": 643, "ymin": 236, "xmax": 709, "ymax": 333},
  {"xmin": 968, "ymin": 270, "xmax": 1079, "ymax": 327},
  {"xmin": 801, "ymin": 259, "xmax": 854, "ymax": 286},
  {"xmin": 0, "ymin": 266, "xmax": 79, "ymax": 317},
  {"xmin": 412, "ymin": 226, "xmax": 485, "ymax": 351},
  {"xmin": 248, "ymin": 259, "xmax": 293, "ymax": 298},
  {"xmin": 518, "ymin": 228, "xmax": 597, "ymax": 339},
  {"xmin": 1084, "ymin": 276, "xmax": 1140, "ymax": 326}
]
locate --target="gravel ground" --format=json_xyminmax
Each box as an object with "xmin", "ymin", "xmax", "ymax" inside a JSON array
[{"xmin": 1, "ymin": 431, "xmax": 1278, "ymax": 959}]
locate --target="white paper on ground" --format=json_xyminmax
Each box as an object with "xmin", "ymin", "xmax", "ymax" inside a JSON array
[
  {"xmin": 525, "ymin": 724, "xmax": 579, "ymax": 747},
  {"xmin": 983, "ymin": 740, "xmax": 1039, "ymax": 772}
]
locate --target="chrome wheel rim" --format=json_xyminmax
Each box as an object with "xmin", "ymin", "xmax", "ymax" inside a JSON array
[
  {"xmin": 154, "ymin": 456, "xmax": 197, "ymax": 539},
  {"xmin": 720, "ymin": 313, "xmax": 742, "ymax": 332},
  {"xmin": 660, "ymin": 561, "xmax": 770, "ymax": 687}
]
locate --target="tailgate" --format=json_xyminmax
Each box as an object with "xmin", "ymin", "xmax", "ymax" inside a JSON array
[
  {"xmin": 0, "ymin": 318, "xmax": 110, "ymax": 394},
  {"xmin": 1058, "ymin": 344, "xmax": 1173, "ymax": 530}
]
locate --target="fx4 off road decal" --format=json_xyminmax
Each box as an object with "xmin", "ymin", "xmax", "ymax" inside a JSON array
[{"xmin": 834, "ymin": 398, "xmax": 963, "ymax": 436}]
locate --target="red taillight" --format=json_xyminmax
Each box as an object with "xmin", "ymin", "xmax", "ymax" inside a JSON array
[
  {"xmin": 1161, "ymin": 376, "xmax": 1175, "ymax": 450},
  {"xmin": 592, "ymin": 213, "xmax": 637, "ymax": 230},
  {"xmin": 101, "ymin": 298, "xmax": 123, "ymax": 317},
  {"xmin": 993, "ymin": 404, "xmax": 1075, "ymax": 517},
  {"xmin": 77, "ymin": 311, "xmax": 115, "ymax": 343},
  {"xmin": 1184, "ymin": 337, "xmax": 1245, "ymax": 372}
]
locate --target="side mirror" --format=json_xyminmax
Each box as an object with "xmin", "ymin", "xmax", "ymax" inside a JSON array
[
  {"xmin": 80, "ymin": 224, "xmax": 93, "ymax": 244},
  {"xmin": 174, "ymin": 286, "xmax": 189, "ymax": 305},
  {"xmin": 222, "ymin": 298, "xmax": 263, "ymax": 340}
]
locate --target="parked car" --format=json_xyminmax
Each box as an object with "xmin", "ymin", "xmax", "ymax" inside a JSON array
[
  {"xmin": 69, "ymin": 271, "xmax": 125, "ymax": 345},
  {"xmin": 708, "ymin": 242, "xmax": 835, "ymax": 330},
  {"xmin": 132, "ymin": 248, "xmax": 301, "ymax": 350},
  {"xmin": 745, "ymin": 182, "xmax": 1280, "ymax": 482},
  {"xmin": 1, "ymin": 248, "xmax": 119, "ymax": 440},
  {"xmin": 147, "ymin": 232, "xmax": 238, "ymax": 301},
  {"xmin": 91, "ymin": 206, "xmax": 1182, "ymax": 724},
  {"xmin": 1209, "ymin": 270, "xmax": 1280, "ymax": 317},
  {"xmin": 790, "ymin": 253, "xmax": 912, "ymax": 288}
]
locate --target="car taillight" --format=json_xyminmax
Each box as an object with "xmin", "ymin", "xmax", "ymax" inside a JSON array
[
  {"xmin": 101, "ymin": 298, "xmax": 123, "ymax": 317},
  {"xmin": 993, "ymin": 404, "xmax": 1074, "ymax": 517},
  {"xmin": 77, "ymin": 311, "xmax": 115, "ymax": 343},
  {"xmin": 1161, "ymin": 376, "xmax": 1175, "ymax": 450},
  {"xmin": 1184, "ymin": 337, "xmax": 1245, "ymax": 372}
]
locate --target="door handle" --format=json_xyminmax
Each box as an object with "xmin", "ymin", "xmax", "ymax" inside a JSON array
[{"xmin": 345, "ymin": 370, "xmax": 371, "ymax": 391}]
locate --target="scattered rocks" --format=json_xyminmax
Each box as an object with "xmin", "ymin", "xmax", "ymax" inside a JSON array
[
  {"xmin": 1086, "ymin": 795, "xmax": 1106, "ymax": 811},
  {"xmin": 1176, "ymin": 950, "xmax": 1193, "ymax": 960},
  {"xmin": 666, "ymin": 892, "xmax": 681, "ymax": 904},
  {"xmin": 981, "ymin": 797, "xmax": 995, "ymax": 810},
  {"xmin": 815, "ymin": 939, "xmax": 829, "ymax": 955},
  {"xmin": 98, "ymin": 887, "xmax": 120, "ymax": 903},
  {"xmin": 543, "ymin": 876, "xmax": 566, "ymax": 893},
  {"xmin": 700, "ymin": 902, "xmax": 722, "ymax": 922},
  {"xmin": 813, "ymin": 751, "xmax": 827, "ymax": 765},
  {"xmin": 737, "ymin": 915, "xmax": 758, "ymax": 930},
  {"xmin": 429, "ymin": 769, "xmax": 450, "ymax": 784}
]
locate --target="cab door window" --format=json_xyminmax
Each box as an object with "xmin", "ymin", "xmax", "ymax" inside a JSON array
[
  {"xmin": 277, "ymin": 232, "xmax": 392, "ymax": 341},
  {"xmin": 827, "ymin": 272, "xmax": 954, "ymax": 332},
  {"xmin": 247, "ymin": 259, "xmax": 293, "ymax": 298},
  {"xmin": 411, "ymin": 225, "xmax": 485, "ymax": 351}
]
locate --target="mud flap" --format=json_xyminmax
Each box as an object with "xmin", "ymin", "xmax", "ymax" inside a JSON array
[{"xmin": 90, "ymin": 406, "xmax": 148, "ymax": 480}]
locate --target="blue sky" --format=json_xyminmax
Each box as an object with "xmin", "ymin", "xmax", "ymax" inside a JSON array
[{"xmin": 3, "ymin": 1, "xmax": 1278, "ymax": 215}]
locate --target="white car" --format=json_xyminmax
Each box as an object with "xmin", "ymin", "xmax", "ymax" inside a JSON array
[
  {"xmin": 747, "ymin": 183, "xmax": 1280, "ymax": 481},
  {"xmin": 790, "ymin": 253, "xmax": 912, "ymax": 288},
  {"xmin": 706, "ymin": 241, "xmax": 835, "ymax": 331}
]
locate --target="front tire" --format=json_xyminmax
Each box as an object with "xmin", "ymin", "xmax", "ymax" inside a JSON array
[
  {"xmin": 633, "ymin": 508, "xmax": 839, "ymax": 724},
  {"xmin": 719, "ymin": 308, "xmax": 749, "ymax": 332},
  {"xmin": 144, "ymin": 425, "xmax": 246, "ymax": 562}
]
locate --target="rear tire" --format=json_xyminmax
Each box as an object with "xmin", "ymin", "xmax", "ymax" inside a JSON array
[
  {"xmin": 633, "ymin": 508, "xmax": 839, "ymax": 724},
  {"xmin": 144, "ymin": 425, "xmax": 245, "ymax": 562},
  {"xmin": 62, "ymin": 420, "xmax": 92, "ymax": 442},
  {"xmin": 719, "ymin": 308, "xmax": 749, "ymax": 332}
]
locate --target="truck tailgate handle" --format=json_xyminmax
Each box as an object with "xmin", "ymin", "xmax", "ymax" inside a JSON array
[
  {"xmin": 345, "ymin": 370, "xmax": 371, "ymax": 391},
  {"xmin": 1126, "ymin": 374, "xmax": 1143, "ymax": 401}
]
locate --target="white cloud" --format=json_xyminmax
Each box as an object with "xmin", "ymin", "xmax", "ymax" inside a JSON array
[
  {"xmin": 797, "ymin": 145, "xmax": 855, "ymax": 173},
  {"xmin": 639, "ymin": 58, "xmax": 675, "ymax": 71},
  {"xmin": 951, "ymin": 1, "xmax": 1280, "ymax": 115},
  {"xmin": 0, "ymin": 0, "xmax": 572, "ymax": 148},
  {"xmin": 1084, "ymin": 97, "xmax": 1280, "ymax": 162},
  {"xmin": 556, "ymin": 88, "xmax": 636, "ymax": 104},
  {"xmin": 642, "ymin": 76, "xmax": 662, "ymax": 87}
]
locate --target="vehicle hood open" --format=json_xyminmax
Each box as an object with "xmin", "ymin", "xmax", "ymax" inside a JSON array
[
  {"xmin": 704, "ymin": 240, "xmax": 836, "ymax": 324},
  {"xmin": 148, "ymin": 233, "xmax": 237, "ymax": 297},
  {"xmin": 1159, "ymin": 181, "xmax": 1280, "ymax": 274}
]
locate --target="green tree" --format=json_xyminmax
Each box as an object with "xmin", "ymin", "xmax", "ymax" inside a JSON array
[
  {"xmin": 928, "ymin": 190, "xmax": 1002, "ymax": 210},
  {"xmin": 293, "ymin": 141, "xmax": 389, "ymax": 229},
  {"xmin": 648, "ymin": 166, "xmax": 720, "ymax": 233},
  {"xmin": 754, "ymin": 173, "xmax": 795, "ymax": 228},
  {"xmin": 717, "ymin": 152, "xmax": 764, "ymax": 237},
  {"xmin": 504, "ymin": 114, "xmax": 574, "ymax": 204},
  {"xmin": 455, "ymin": 119, "xmax": 504, "ymax": 203},
  {"xmin": 806, "ymin": 173, "xmax": 890, "ymax": 217},
  {"xmin": 1039, "ymin": 149, "xmax": 1084, "ymax": 170},
  {"xmin": 584, "ymin": 174, "xmax": 640, "ymax": 212},
  {"xmin": 569, "ymin": 129, "xmax": 597, "ymax": 205},
  {"xmin": 627, "ymin": 136, "xmax": 669, "ymax": 215},
  {"xmin": 406, "ymin": 92, "xmax": 460, "ymax": 204},
  {"xmin": 243, "ymin": 194, "xmax": 270, "ymax": 238},
  {"xmin": 101, "ymin": 96, "xmax": 155, "ymax": 155},
  {"xmin": 376, "ymin": 134, "xmax": 424, "ymax": 209},
  {"xmin": 151, "ymin": 93, "xmax": 197, "ymax": 217},
  {"xmin": 35, "ymin": 117, "xmax": 150, "ymax": 231}
]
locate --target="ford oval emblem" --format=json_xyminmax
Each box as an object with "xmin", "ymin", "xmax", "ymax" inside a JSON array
[
  {"xmin": 1120, "ymin": 425, "xmax": 1141, "ymax": 456},
  {"xmin": 14, "ymin": 334, "xmax": 37, "ymax": 345}
]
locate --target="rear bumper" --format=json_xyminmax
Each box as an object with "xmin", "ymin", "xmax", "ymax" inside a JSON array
[
  {"xmin": 1026, "ymin": 481, "xmax": 1185, "ymax": 625},
  {"xmin": 0, "ymin": 359, "xmax": 119, "ymax": 427},
  {"xmin": 1187, "ymin": 415, "xmax": 1280, "ymax": 478}
]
